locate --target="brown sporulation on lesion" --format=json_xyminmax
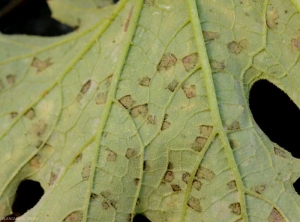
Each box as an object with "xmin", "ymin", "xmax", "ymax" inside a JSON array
[
  {"xmin": 182, "ymin": 172, "xmax": 190, "ymax": 184},
  {"xmin": 125, "ymin": 148, "xmax": 136, "ymax": 159},
  {"xmin": 31, "ymin": 57, "xmax": 52, "ymax": 72},
  {"xmin": 10, "ymin": 111, "xmax": 18, "ymax": 118},
  {"xmin": 229, "ymin": 202, "xmax": 241, "ymax": 215},
  {"xmin": 268, "ymin": 208, "xmax": 285, "ymax": 222},
  {"xmin": 167, "ymin": 79, "xmax": 179, "ymax": 92},
  {"xmin": 139, "ymin": 76, "xmax": 151, "ymax": 86},
  {"xmin": 227, "ymin": 120, "xmax": 241, "ymax": 131},
  {"xmin": 266, "ymin": 8, "xmax": 279, "ymax": 29},
  {"xmin": 24, "ymin": 108, "xmax": 35, "ymax": 120},
  {"xmin": 187, "ymin": 197, "xmax": 202, "ymax": 212},
  {"xmin": 182, "ymin": 84, "xmax": 196, "ymax": 98},
  {"xmin": 163, "ymin": 171, "xmax": 174, "ymax": 182},
  {"xmin": 203, "ymin": 31, "xmax": 220, "ymax": 42},
  {"xmin": 33, "ymin": 119, "xmax": 47, "ymax": 137},
  {"xmin": 196, "ymin": 166, "xmax": 215, "ymax": 181},
  {"xmin": 227, "ymin": 180, "xmax": 236, "ymax": 189},
  {"xmin": 119, "ymin": 95, "xmax": 135, "ymax": 109},
  {"xmin": 90, "ymin": 193, "xmax": 99, "ymax": 201},
  {"xmin": 133, "ymin": 178, "xmax": 140, "ymax": 186},
  {"xmin": 143, "ymin": 161, "xmax": 150, "ymax": 171},
  {"xmin": 63, "ymin": 211, "xmax": 83, "ymax": 222},
  {"xmin": 130, "ymin": 104, "xmax": 148, "ymax": 117},
  {"xmin": 161, "ymin": 114, "xmax": 171, "ymax": 130},
  {"xmin": 191, "ymin": 137, "xmax": 207, "ymax": 152},
  {"xmin": 107, "ymin": 149, "xmax": 117, "ymax": 162},
  {"xmin": 171, "ymin": 184, "xmax": 181, "ymax": 192},
  {"xmin": 81, "ymin": 80, "xmax": 92, "ymax": 94},
  {"xmin": 182, "ymin": 53, "xmax": 199, "ymax": 72},
  {"xmin": 81, "ymin": 163, "xmax": 91, "ymax": 180},
  {"xmin": 147, "ymin": 115, "xmax": 156, "ymax": 124},
  {"xmin": 157, "ymin": 53, "xmax": 177, "ymax": 72},
  {"xmin": 229, "ymin": 139, "xmax": 239, "ymax": 149},
  {"xmin": 6, "ymin": 74, "xmax": 16, "ymax": 85},
  {"xmin": 102, "ymin": 199, "xmax": 117, "ymax": 210},
  {"xmin": 252, "ymin": 184, "xmax": 266, "ymax": 194},
  {"xmin": 73, "ymin": 153, "xmax": 83, "ymax": 164},
  {"xmin": 274, "ymin": 147, "xmax": 289, "ymax": 158},
  {"xmin": 210, "ymin": 59, "xmax": 226, "ymax": 71},
  {"xmin": 49, "ymin": 172, "xmax": 58, "ymax": 186},
  {"xmin": 29, "ymin": 154, "xmax": 41, "ymax": 168},
  {"xmin": 95, "ymin": 91, "xmax": 108, "ymax": 105},
  {"xmin": 200, "ymin": 125, "xmax": 213, "ymax": 137},
  {"xmin": 192, "ymin": 180, "xmax": 202, "ymax": 190}
]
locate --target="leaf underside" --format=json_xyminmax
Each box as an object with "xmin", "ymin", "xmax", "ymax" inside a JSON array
[{"xmin": 1, "ymin": 0, "xmax": 300, "ymax": 221}]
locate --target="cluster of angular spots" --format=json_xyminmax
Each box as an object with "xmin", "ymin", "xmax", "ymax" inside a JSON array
[
  {"xmin": 182, "ymin": 172, "xmax": 190, "ymax": 184},
  {"xmin": 147, "ymin": 115, "xmax": 156, "ymax": 124},
  {"xmin": 125, "ymin": 148, "xmax": 136, "ymax": 159},
  {"xmin": 274, "ymin": 147, "xmax": 289, "ymax": 158},
  {"xmin": 203, "ymin": 31, "xmax": 220, "ymax": 42},
  {"xmin": 227, "ymin": 40, "xmax": 247, "ymax": 55},
  {"xmin": 10, "ymin": 111, "xmax": 18, "ymax": 118},
  {"xmin": 227, "ymin": 121, "xmax": 241, "ymax": 131},
  {"xmin": 130, "ymin": 104, "xmax": 148, "ymax": 118},
  {"xmin": 191, "ymin": 125, "xmax": 213, "ymax": 152},
  {"xmin": 229, "ymin": 202, "xmax": 241, "ymax": 215},
  {"xmin": 119, "ymin": 95, "xmax": 135, "ymax": 109},
  {"xmin": 192, "ymin": 180, "xmax": 202, "ymax": 190},
  {"xmin": 196, "ymin": 166, "xmax": 215, "ymax": 181},
  {"xmin": 49, "ymin": 172, "xmax": 58, "ymax": 186},
  {"xmin": 101, "ymin": 190, "xmax": 117, "ymax": 210},
  {"xmin": 139, "ymin": 76, "xmax": 151, "ymax": 86},
  {"xmin": 252, "ymin": 184, "xmax": 266, "ymax": 194},
  {"xmin": 81, "ymin": 163, "xmax": 91, "ymax": 180},
  {"xmin": 182, "ymin": 84, "xmax": 196, "ymax": 98},
  {"xmin": 25, "ymin": 108, "xmax": 35, "ymax": 120},
  {"xmin": 95, "ymin": 92, "xmax": 108, "ymax": 105},
  {"xmin": 291, "ymin": 30, "xmax": 300, "ymax": 51},
  {"xmin": 187, "ymin": 197, "xmax": 202, "ymax": 212},
  {"xmin": 161, "ymin": 114, "xmax": 171, "ymax": 130},
  {"xmin": 157, "ymin": 53, "xmax": 177, "ymax": 72},
  {"xmin": 210, "ymin": 59, "xmax": 226, "ymax": 71},
  {"xmin": 227, "ymin": 180, "xmax": 237, "ymax": 190},
  {"xmin": 6, "ymin": 74, "xmax": 16, "ymax": 85},
  {"xmin": 31, "ymin": 57, "xmax": 52, "ymax": 72},
  {"xmin": 107, "ymin": 149, "xmax": 117, "ymax": 162},
  {"xmin": 124, "ymin": 6, "xmax": 134, "ymax": 32},
  {"xmin": 167, "ymin": 79, "xmax": 179, "ymax": 92},
  {"xmin": 63, "ymin": 211, "xmax": 83, "ymax": 222},
  {"xmin": 266, "ymin": 8, "xmax": 279, "ymax": 30},
  {"xmin": 182, "ymin": 53, "xmax": 199, "ymax": 72},
  {"xmin": 268, "ymin": 208, "xmax": 285, "ymax": 222}
]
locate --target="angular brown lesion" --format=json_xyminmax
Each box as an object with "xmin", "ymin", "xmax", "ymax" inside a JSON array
[{"xmin": 31, "ymin": 57, "xmax": 52, "ymax": 72}]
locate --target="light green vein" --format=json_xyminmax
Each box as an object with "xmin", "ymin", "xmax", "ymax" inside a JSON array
[{"xmin": 186, "ymin": 0, "xmax": 248, "ymax": 221}]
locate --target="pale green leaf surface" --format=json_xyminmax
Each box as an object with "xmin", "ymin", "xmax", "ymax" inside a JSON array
[{"xmin": 1, "ymin": 0, "xmax": 300, "ymax": 221}]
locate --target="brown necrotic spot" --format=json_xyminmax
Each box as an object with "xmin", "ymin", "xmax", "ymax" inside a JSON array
[
  {"xmin": 227, "ymin": 121, "xmax": 240, "ymax": 131},
  {"xmin": 229, "ymin": 203, "xmax": 241, "ymax": 215},
  {"xmin": 49, "ymin": 172, "xmax": 57, "ymax": 186},
  {"xmin": 143, "ymin": 161, "xmax": 150, "ymax": 171},
  {"xmin": 191, "ymin": 137, "xmax": 207, "ymax": 152},
  {"xmin": 268, "ymin": 208, "xmax": 285, "ymax": 222},
  {"xmin": 33, "ymin": 120, "xmax": 47, "ymax": 137},
  {"xmin": 81, "ymin": 163, "xmax": 91, "ymax": 180},
  {"xmin": 291, "ymin": 30, "xmax": 300, "ymax": 51},
  {"xmin": 107, "ymin": 150, "xmax": 117, "ymax": 162},
  {"xmin": 6, "ymin": 74, "xmax": 16, "ymax": 85},
  {"xmin": 31, "ymin": 57, "xmax": 52, "ymax": 72},
  {"xmin": 157, "ymin": 53, "xmax": 177, "ymax": 72},
  {"xmin": 130, "ymin": 104, "xmax": 148, "ymax": 118},
  {"xmin": 29, "ymin": 154, "xmax": 41, "ymax": 168},
  {"xmin": 187, "ymin": 197, "xmax": 202, "ymax": 212},
  {"xmin": 147, "ymin": 115, "xmax": 156, "ymax": 124},
  {"xmin": 182, "ymin": 84, "xmax": 196, "ymax": 98},
  {"xmin": 100, "ymin": 190, "xmax": 111, "ymax": 198},
  {"xmin": 81, "ymin": 80, "xmax": 91, "ymax": 94},
  {"xmin": 171, "ymin": 184, "xmax": 181, "ymax": 192},
  {"xmin": 182, "ymin": 172, "xmax": 190, "ymax": 184},
  {"xmin": 200, "ymin": 125, "xmax": 213, "ymax": 137},
  {"xmin": 139, "ymin": 76, "xmax": 151, "ymax": 86},
  {"xmin": 63, "ymin": 211, "xmax": 83, "ymax": 222},
  {"xmin": 253, "ymin": 184, "xmax": 266, "ymax": 194},
  {"xmin": 167, "ymin": 162, "xmax": 174, "ymax": 170},
  {"xmin": 119, "ymin": 95, "xmax": 134, "ymax": 109},
  {"xmin": 10, "ymin": 112, "xmax": 18, "ymax": 118},
  {"xmin": 210, "ymin": 60, "xmax": 226, "ymax": 71},
  {"xmin": 192, "ymin": 180, "xmax": 202, "ymax": 190},
  {"xmin": 90, "ymin": 193, "xmax": 98, "ymax": 201},
  {"xmin": 125, "ymin": 148, "xmax": 136, "ymax": 159},
  {"xmin": 182, "ymin": 53, "xmax": 199, "ymax": 72},
  {"xmin": 102, "ymin": 199, "xmax": 117, "ymax": 210},
  {"xmin": 203, "ymin": 31, "xmax": 220, "ymax": 42},
  {"xmin": 227, "ymin": 41, "xmax": 242, "ymax": 54},
  {"xmin": 161, "ymin": 120, "xmax": 171, "ymax": 130},
  {"xmin": 95, "ymin": 92, "xmax": 108, "ymax": 105},
  {"xmin": 227, "ymin": 180, "xmax": 236, "ymax": 189},
  {"xmin": 167, "ymin": 79, "xmax": 179, "ymax": 92},
  {"xmin": 124, "ymin": 6, "xmax": 133, "ymax": 32},
  {"xmin": 266, "ymin": 8, "xmax": 279, "ymax": 29},
  {"xmin": 196, "ymin": 167, "xmax": 215, "ymax": 181},
  {"xmin": 229, "ymin": 140, "xmax": 239, "ymax": 149},
  {"xmin": 25, "ymin": 108, "xmax": 35, "ymax": 120},
  {"xmin": 163, "ymin": 171, "xmax": 174, "ymax": 182},
  {"xmin": 134, "ymin": 178, "xmax": 140, "ymax": 185},
  {"xmin": 73, "ymin": 153, "xmax": 83, "ymax": 164},
  {"xmin": 274, "ymin": 147, "xmax": 289, "ymax": 158}
]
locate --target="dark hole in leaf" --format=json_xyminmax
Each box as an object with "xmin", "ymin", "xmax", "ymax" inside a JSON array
[
  {"xmin": 0, "ymin": 0, "xmax": 75, "ymax": 36},
  {"xmin": 9, "ymin": 180, "xmax": 44, "ymax": 218},
  {"xmin": 133, "ymin": 214, "xmax": 151, "ymax": 222},
  {"xmin": 249, "ymin": 80, "xmax": 300, "ymax": 158},
  {"xmin": 113, "ymin": 0, "xmax": 120, "ymax": 3},
  {"xmin": 293, "ymin": 178, "xmax": 300, "ymax": 195}
]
